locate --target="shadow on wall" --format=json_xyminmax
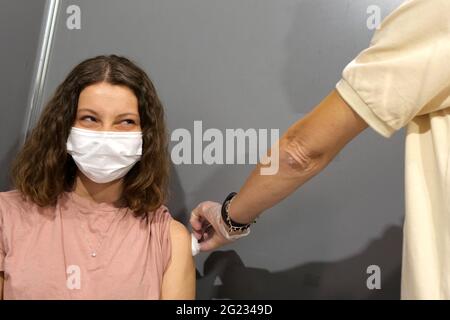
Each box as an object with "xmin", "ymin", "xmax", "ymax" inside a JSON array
[{"xmin": 196, "ymin": 225, "xmax": 402, "ymax": 300}]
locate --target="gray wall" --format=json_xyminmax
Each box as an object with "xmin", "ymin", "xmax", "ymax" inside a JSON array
[
  {"xmin": 8, "ymin": 0, "xmax": 407, "ymax": 299},
  {"xmin": 0, "ymin": 0, "xmax": 47, "ymax": 191}
]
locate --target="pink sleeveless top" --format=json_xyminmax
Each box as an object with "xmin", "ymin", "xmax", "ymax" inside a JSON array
[{"xmin": 0, "ymin": 190, "xmax": 173, "ymax": 300}]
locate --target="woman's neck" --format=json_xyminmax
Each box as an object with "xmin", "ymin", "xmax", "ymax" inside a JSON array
[{"xmin": 72, "ymin": 170, "xmax": 124, "ymax": 205}]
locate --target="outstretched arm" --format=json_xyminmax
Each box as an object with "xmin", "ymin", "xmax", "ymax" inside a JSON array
[
  {"xmin": 191, "ymin": 89, "xmax": 368, "ymax": 250},
  {"xmin": 229, "ymin": 89, "xmax": 368, "ymax": 223}
]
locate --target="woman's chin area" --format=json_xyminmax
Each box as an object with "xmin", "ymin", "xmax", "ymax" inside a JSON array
[{"xmin": 72, "ymin": 169, "xmax": 124, "ymax": 203}]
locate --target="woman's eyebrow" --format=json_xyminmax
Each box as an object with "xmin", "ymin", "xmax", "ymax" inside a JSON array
[
  {"xmin": 116, "ymin": 112, "xmax": 139, "ymax": 117},
  {"xmin": 78, "ymin": 108, "xmax": 99, "ymax": 115},
  {"xmin": 78, "ymin": 109, "xmax": 138, "ymax": 118}
]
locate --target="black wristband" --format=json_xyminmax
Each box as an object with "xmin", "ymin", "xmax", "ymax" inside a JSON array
[{"xmin": 221, "ymin": 192, "xmax": 253, "ymax": 230}]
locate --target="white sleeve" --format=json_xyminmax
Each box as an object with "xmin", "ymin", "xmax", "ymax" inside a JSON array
[{"xmin": 336, "ymin": 0, "xmax": 450, "ymax": 138}]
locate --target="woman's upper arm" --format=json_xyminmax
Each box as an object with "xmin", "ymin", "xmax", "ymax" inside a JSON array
[{"xmin": 160, "ymin": 219, "xmax": 196, "ymax": 300}]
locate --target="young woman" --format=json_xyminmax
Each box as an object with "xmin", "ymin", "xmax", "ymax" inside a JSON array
[{"xmin": 0, "ymin": 55, "xmax": 195, "ymax": 299}]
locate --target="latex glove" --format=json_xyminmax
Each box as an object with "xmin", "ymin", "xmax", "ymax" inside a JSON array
[{"xmin": 190, "ymin": 201, "xmax": 250, "ymax": 252}]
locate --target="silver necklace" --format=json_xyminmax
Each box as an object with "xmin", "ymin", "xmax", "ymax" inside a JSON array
[
  {"xmin": 74, "ymin": 209, "xmax": 119, "ymax": 258},
  {"xmin": 59, "ymin": 198, "xmax": 123, "ymax": 298}
]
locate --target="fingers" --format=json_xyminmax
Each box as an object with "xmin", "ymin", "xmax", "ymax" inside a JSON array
[
  {"xmin": 190, "ymin": 208, "xmax": 203, "ymax": 232},
  {"xmin": 190, "ymin": 201, "xmax": 220, "ymax": 231},
  {"xmin": 191, "ymin": 207, "xmax": 214, "ymax": 241},
  {"xmin": 189, "ymin": 201, "xmax": 224, "ymax": 251},
  {"xmin": 192, "ymin": 229, "xmax": 202, "ymax": 240},
  {"xmin": 198, "ymin": 233, "xmax": 232, "ymax": 252},
  {"xmin": 199, "ymin": 236, "xmax": 220, "ymax": 252}
]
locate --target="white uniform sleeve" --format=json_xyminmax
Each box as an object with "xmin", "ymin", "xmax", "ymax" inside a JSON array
[{"xmin": 336, "ymin": 0, "xmax": 450, "ymax": 138}]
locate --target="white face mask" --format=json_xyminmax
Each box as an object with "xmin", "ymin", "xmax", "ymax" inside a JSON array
[{"xmin": 66, "ymin": 127, "xmax": 143, "ymax": 184}]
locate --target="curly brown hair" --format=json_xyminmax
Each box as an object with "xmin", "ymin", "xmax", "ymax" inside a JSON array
[{"xmin": 11, "ymin": 54, "xmax": 169, "ymax": 219}]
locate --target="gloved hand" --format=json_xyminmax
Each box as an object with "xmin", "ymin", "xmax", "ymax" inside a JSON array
[{"xmin": 190, "ymin": 201, "xmax": 250, "ymax": 252}]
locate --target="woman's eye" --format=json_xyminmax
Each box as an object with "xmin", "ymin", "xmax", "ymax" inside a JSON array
[
  {"xmin": 122, "ymin": 119, "xmax": 136, "ymax": 125},
  {"xmin": 81, "ymin": 116, "xmax": 96, "ymax": 122}
]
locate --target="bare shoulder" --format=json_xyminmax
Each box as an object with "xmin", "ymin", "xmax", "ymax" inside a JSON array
[{"xmin": 169, "ymin": 219, "xmax": 191, "ymax": 245}]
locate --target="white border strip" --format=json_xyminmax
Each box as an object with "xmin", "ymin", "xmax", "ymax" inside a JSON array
[{"xmin": 22, "ymin": 0, "xmax": 60, "ymax": 145}]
